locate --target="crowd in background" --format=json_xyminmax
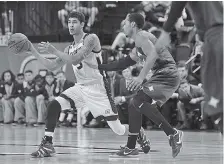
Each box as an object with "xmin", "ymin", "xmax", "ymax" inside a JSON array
[{"xmin": 0, "ymin": 1, "xmax": 218, "ymax": 131}]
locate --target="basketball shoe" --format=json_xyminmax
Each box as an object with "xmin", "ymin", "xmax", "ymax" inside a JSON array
[
  {"xmin": 31, "ymin": 136, "xmax": 56, "ymax": 158},
  {"xmin": 111, "ymin": 146, "xmax": 139, "ymax": 157},
  {"xmin": 137, "ymin": 128, "xmax": 151, "ymax": 153},
  {"xmin": 168, "ymin": 128, "xmax": 184, "ymax": 158}
]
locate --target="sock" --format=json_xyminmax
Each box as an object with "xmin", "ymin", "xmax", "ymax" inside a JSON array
[
  {"xmin": 126, "ymin": 100, "xmax": 142, "ymax": 149},
  {"xmin": 45, "ymin": 100, "xmax": 61, "ymax": 134},
  {"xmin": 140, "ymin": 102, "xmax": 176, "ymax": 136},
  {"xmin": 127, "ymin": 135, "xmax": 138, "ymax": 149}
]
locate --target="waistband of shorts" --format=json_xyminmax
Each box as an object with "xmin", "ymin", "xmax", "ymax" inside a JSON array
[{"xmin": 205, "ymin": 25, "xmax": 223, "ymax": 40}]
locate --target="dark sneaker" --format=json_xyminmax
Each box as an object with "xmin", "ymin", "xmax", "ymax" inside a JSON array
[
  {"xmin": 110, "ymin": 146, "xmax": 139, "ymax": 157},
  {"xmin": 31, "ymin": 137, "xmax": 56, "ymax": 158},
  {"xmin": 169, "ymin": 129, "xmax": 183, "ymax": 158},
  {"xmin": 137, "ymin": 128, "xmax": 151, "ymax": 154}
]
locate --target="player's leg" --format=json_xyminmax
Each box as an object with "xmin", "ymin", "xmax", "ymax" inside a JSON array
[
  {"xmin": 132, "ymin": 89, "xmax": 183, "ymax": 158},
  {"xmin": 83, "ymin": 84, "xmax": 150, "ymax": 156},
  {"xmin": 31, "ymin": 85, "xmax": 84, "ymax": 158},
  {"xmin": 202, "ymin": 26, "xmax": 223, "ymax": 133}
]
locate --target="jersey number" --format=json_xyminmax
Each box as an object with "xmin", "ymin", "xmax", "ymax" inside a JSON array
[{"xmin": 77, "ymin": 63, "xmax": 83, "ymax": 69}]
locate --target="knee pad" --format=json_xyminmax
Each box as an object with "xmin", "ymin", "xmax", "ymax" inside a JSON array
[{"xmin": 130, "ymin": 90, "xmax": 152, "ymax": 110}]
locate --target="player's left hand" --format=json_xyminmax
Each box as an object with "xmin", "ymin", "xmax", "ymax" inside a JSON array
[
  {"xmin": 127, "ymin": 77, "xmax": 144, "ymax": 91},
  {"xmin": 38, "ymin": 42, "xmax": 57, "ymax": 54}
]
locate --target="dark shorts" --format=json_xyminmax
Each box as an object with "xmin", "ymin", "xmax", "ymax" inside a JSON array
[
  {"xmin": 142, "ymin": 67, "xmax": 180, "ymax": 107},
  {"xmin": 202, "ymin": 25, "xmax": 223, "ymax": 116}
]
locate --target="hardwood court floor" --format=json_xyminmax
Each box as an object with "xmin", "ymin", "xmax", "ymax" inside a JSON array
[{"xmin": 0, "ymin": 125, "xmax": 223, "ymax": 164}]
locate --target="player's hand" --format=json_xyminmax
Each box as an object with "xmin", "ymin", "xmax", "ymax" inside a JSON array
[
  {"xmin": 38, "ymin": 42, "xmax": 57, "ymax": 54},
  {"xmin": 114, "ymin": 96, "xmax": 122, "ymax": 105},
  {"xmin": 155, "ymin": 30, "xmax": 171, "ymax": 52},
  {"xmin": 189, "ymin": 98, "xmax": 197, "ymax": 104},
  {"xmin": 127, "ymin": 76, "xmax": 144, "ymax": 91}
]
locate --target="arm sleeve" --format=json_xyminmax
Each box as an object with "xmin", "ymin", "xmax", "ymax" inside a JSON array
[
  {"xmin": 98, "ymin": 55, "xmax": 137, "ymax": 71},
  {"xmin": 163, "ymin": 1, "xmax": 187, "ymax": 32}
]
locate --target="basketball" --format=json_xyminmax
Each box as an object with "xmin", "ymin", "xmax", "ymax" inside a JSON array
[{"xmin": 8, "ymin": 33, "xmax": 30, "ymax": 54}]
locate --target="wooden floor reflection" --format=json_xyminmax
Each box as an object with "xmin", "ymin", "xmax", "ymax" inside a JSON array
[{"xmin": 0, "ymin": 125, "xmax": 223, "ymax": 164}]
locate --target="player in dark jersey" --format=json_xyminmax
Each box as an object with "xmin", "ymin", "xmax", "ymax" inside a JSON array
[
  {"xmin": 155, "ymin": 2, "xmax": 223, "ymax": 134},
  {"xmin": 98, "ymin": 13, "xmax": 183, "ymax": 158}
]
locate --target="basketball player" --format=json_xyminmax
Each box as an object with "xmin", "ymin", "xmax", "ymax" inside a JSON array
[
  {"xmin": 98, "ymin": 13, "xmax": 183, "ymax": 158},
  {"xmin": 155, "ymin": 2, "xmax": 223, "ymax": 133},
  {"xmin": 26, "ymin": 11, "xmax": 150, "ymax": 158}
]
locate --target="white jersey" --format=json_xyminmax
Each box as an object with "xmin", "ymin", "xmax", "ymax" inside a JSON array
[{"xmin": 67, "ymin": 34, "xmax": 104, "ymax": 85}]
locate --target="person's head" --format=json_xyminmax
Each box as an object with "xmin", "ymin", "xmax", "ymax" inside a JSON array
[
  {"xmin": 17, "ymin": 73, "xmax": 24, "ymax": 84},
  {"xmin": 179, "ymin": 80, "xmax": 190, "ymax": 93},
  {"xmin": 24, "ymin": 70, "xmax": 34, "ymax": 82},
  {"xmin": 123, "ymin": 13, "xmax": 145, "ymax": 37},
  {"xmin": 1, "ymin": 70, "xmax": 15, "ymax": 83},
  {"xmin": 68, "ymin": 11, "xmax": 85, "ymax": 35},
  {"xmin": 35, "ymin": 75, "xmax": 44, "ymax": 87},
  {"xmin": 45, "ymin": 71, "xmax": 55, "ymax": 85},
  {"xmin": 122, "ymin": 68, "xmax": 132, "ymax": 80},
  {"xmin": 177, "ymin": 61, "xmax": 188, "ymax": 80},
  {"xmin": 39, "ymin": 69, "xmax": 47, "ymax": 77},
  {"xmin": 56, "ymin": 71, "xmax": 66, "ymax": 81}
]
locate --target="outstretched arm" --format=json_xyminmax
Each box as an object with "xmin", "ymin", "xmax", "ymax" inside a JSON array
[
  {"xmin": 163, "ymin": 1, "xmax": 187, "ymax": 32},
  {"xmin": 27, "ymin": 41, "xmax": 65, "ymax": 71},
  {"xmin": 98, "ymin": 48, "xmax": 139, "ymax": 71},
  {"xmin": 38, "ymin": 34, "xmax": 99, "ymax": 66}
]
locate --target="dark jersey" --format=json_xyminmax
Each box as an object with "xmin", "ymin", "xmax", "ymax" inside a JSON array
[
  {"xmin": 135, "ymin": 31, "xmax": 176, "ymax": 72},
  {"xmin": 163, "ymin": 1, "xmax": 223, "ymax": 40}
]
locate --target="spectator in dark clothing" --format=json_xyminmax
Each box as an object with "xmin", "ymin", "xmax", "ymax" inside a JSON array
[
  {"xmin": 16, "ymin": 73, "xmax": 24, "ymax": 85},
  {"xmin": 177, "ymin": 60, "xmax": 200, "ymax": 85},
  {"xmin": 14, "ymin": 70, "xmax": 37, "ymax": 125},
  {"xmin": 0, "ymin": 70, "xmax": 22, "ymax": 123},
  {"xmin": 176, "ymin": 80, "xmax": 205, "ymax": 129}
]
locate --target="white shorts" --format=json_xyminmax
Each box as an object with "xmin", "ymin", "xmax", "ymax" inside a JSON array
[{"xmin": 55, "ymin": 84, "xmax": 118, "ymax": 120}]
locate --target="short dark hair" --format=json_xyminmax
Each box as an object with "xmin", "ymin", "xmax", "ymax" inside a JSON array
[
  {"xmin": 128, "ymin": 13, "xmax": 145, "ymax": 29},
  {"xmin": 17, "ymin": 73, "xmax": 24, "ymax": 77},
  {"xmin": 68, "ymin": 11, "xmax": 85, "ymax": 23},
  {"xmin": 177, "ymin": 61, "xmax": 188, "ymax": 69},
  {"xmin": 45, "ymin": 71, "xmax": 54, "ymax": 77},
  {"xmin": 25, "ymin": 70, "xmax": 33, "ymax": 74},
  {"xmin": 1, "ymin": 70, "xmax": 15, "ymax": 82}
]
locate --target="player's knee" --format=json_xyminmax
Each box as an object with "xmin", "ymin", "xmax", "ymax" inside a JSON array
[
  {"xmin": 47, "ymin": 100, "xmax": 61, "ymax": 114},
  {"xmin": 107, "ymin": 120, "xmax": 126, "ymax": 136},
  {"xmin": 130, "ymin": 90, "xmax": 152, "ymax": 110}
]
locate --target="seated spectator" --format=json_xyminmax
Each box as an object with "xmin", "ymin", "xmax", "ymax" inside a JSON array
[
  {"xmin": 16, "ymin": 73, "xmax": 24, "ymax": 85},
  {"xmin": 34, "ymin": 74, "xmax": 48, "ymax": 125},
  {"xmin": 176, "ymin": 80, "xmax": 205, "ymax": 129},
  {"xmin": 114, "ymin": 68, "xmax": 136, "ymax": 124},
  {"xmin": 14, "ymin": 70, "xmax": 37, "ymax": 126},
  {"xmin": 58, "ymin": 1, "xmax": 99, "ymax": 32},
  {"xmin": 0, "ymin": 70, "xmax": 22, "ymax": 124},
  {"xmin": 177, "ymin": 60, "xmax": 200, "ymax": 85},
  {"xmin": 55, "ymin": 71, "xmax": 75, "ymax": 127}
]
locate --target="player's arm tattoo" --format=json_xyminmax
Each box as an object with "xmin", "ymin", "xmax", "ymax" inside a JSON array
[
  {"xmin": 70, "ymin": 34, "xmax": 98, "ymax": 65},
  {"xmin": 52, "ymin": 35, "xmax": 98, "ymax": 66},
  {"xmin": 136, "ymin": 35, "xmax": 158, "ymax": 80}
]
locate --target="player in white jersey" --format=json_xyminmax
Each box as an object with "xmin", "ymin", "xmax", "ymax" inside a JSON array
[{"xmin": 26, "ymin": 11, "xmax": 150, "ymax": 158}]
